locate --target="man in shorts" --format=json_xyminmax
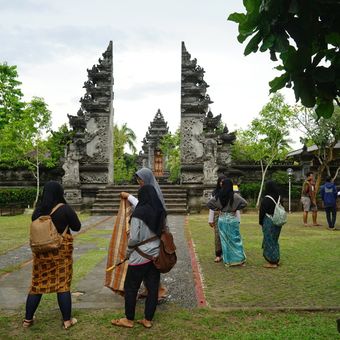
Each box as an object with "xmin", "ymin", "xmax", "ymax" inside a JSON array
[{"xmin": 301, "ymin": 172, "xmax": 320, "ymax": 226}]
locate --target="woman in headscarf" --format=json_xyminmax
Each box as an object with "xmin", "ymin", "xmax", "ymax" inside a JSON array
[
  {"xmin": 208, "ymin": 175, "xmax": 225, "ymax": 262},
  {"xmin": 23, "ymin": 181, "xmax": 81, "ymax": 329},
  {"xmin": 259, "ymin": 180, "xmax": 282, "ymax": 268},
  {"xmin": 112, "ymin": 185, "xmax": 166, "ymax": 329},
  {"xmin": 207, "ymin": 178, "xmax": 247, "ymax": 267},
  {"xmin": 120, "ymin": 167, "xmax": 168, "ymax": 300}
]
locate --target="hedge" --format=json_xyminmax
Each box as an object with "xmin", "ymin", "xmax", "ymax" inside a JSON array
[
  {"xmin": 240, "ymin": 182, "xmax": 302, "ymax": 200},
  {"xmin": 0, "ymin": 188, "xmax": 39, "ymax": 207}
]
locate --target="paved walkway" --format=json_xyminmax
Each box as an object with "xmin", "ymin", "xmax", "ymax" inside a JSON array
[{"xmin": 0, "ymin": 215, "xmax": 197, "ymax": 311}]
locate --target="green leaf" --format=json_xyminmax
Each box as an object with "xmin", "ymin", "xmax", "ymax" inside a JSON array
[
  {"xmin": 325, "ymin": 32, "xmax": 340, "ymax": 46},
  {"xmin": 243, "ymin": 0, "xmax": 261, "ymax": 13},
  {"xmin": 269, "ymin": 73, "xmax": 289, "ymax": 93},
  {"xmin": 244, "ymin": 31, "xmax": 262, "ymax": 55},
  {"xmin": 260, "ymin": 34, "xmax": 275, "ymax": 52},
  {"xmin": 313, "ymin": 66, "xmax": 335, "ymax": 83},
  {"xmin": 294, "ymin": 76, "xmax": 316, "ymax": 107},
  {"xmin": 315, "ymin": 99, "xmax": 334, "ymax": 118},
  {"xmin": 228, "ymin": 12, "xmax": 246, "ymax": 24}
]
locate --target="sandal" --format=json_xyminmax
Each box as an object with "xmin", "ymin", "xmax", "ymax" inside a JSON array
[
  {"xmin": 63, "ymin": 317, "xmax": 77, "ymax": 330},
  {"xmin": 23, "ymin": 319, "xmax": 34, "ymax": 328},
  {"xmin": 137, "ymin": 319, "xmax": 152, "ymax": 328},
  {"xmin": 111, "ymin": 318, "xmax": 134, "ymax": 328}
]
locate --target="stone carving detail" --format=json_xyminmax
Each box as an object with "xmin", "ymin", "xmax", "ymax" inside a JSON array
[
  {"xmin": 80, "ymin": 173, "xmax": 108, "ymax": 184},
  {"xmin": 62, "ymin": 143, "xmax": 81, "ymax": 186},
  {"xmin": 62, "ymin": 41, "xmax": 114, "ymax": 205},
  {"xmin": 180, "ymin": 42, "xmax": 236, "ymax": 185},
  {"xmin": 137, "ymin": 109, "xmax": 169, "ymax": 180}
]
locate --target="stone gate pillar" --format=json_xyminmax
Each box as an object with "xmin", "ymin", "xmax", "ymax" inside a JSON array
[{"xmin": 63, "ymin": 41, "xmax": 114, "ymax": 206}]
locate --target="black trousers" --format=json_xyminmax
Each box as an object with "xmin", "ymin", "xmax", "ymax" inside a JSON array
[
  {"xmin": 325, "ymin": 206, "xmax": 337, "ymax": 228},
  {"xmin": 124, "ymin": 261, "xmax": 160, "ymax": 321}
]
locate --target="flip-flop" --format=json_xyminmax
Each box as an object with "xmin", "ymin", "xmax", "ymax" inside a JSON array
[
  {"xmin": 23, "ymin": 319, "xmax": 34, "ymax": 328},
  {"xmin": 137, "ymin": 319, "xmax": 152, "ymax": 328},
  {"xmin": 111, "ymin": 318, "xmax": 134, "ymax": 328},
  {"xmin": 63, "ymin": 318, "xmax": 77, "ymax": 330}
]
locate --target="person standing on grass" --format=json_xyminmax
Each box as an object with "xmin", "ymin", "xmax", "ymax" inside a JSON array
[
  {"xmin": 120, "ymin": 167, "xmax": 168, "ymax": 301},
  {"xmin": 207, "ymin": 178, "xmax": 247, "ymax": 267},
  {"xmin": 259, "ymin": 180, "xmax": 283, "ymax": 268},
  {"xmin": 23, "ymin": 181, "xmax": 81, "ymax": 329},
  {"xmin": 112, "ymin": 185, "xmax": 166, "ymax": 329},
  {"xmin": 300, "ymin": 171, "xmax": 320, "ymax": 226},
  {"xmin": 208, "ymin": 175, "xmax": 226, "ymax": 263},
  {"xmin": 320, "ymin": 176, "xmax": 338, "ymax": 230}
]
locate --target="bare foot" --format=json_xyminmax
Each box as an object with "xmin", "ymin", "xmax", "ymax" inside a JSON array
[
  {"xmin": 111, "ymin": 318, "xmax": 134, "ymax": 328},
  {"xmin": 214, "ymin": 256, "xmax": 222, "ymax": 263}
]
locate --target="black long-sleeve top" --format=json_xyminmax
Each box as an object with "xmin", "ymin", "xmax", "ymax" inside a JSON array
[
  {"xmin": 259, "ymin": 194, "xmax": 279, "ymax": 226},
  {"xmin": 32, "ymin": 204, "xmax": 81, "ymax": 234}
]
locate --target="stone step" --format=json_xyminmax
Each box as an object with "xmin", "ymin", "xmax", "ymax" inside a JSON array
[
  {"xmin": 91, "ymin": 207, "xmax": 188, "ymax": 216},
  {"xmin": 90, "ymin": 184, "xmax": 188, "ymax": 215}
]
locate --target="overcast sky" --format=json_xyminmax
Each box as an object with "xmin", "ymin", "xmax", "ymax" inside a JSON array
[{"xmin": 1, "ymin": 0, "xmax": 298, "ymax": 151}]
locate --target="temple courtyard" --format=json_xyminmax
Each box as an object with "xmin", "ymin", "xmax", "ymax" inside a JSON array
[{"xmin": 0, "ymin": 212, "xmax": 339, "ymax": 339}]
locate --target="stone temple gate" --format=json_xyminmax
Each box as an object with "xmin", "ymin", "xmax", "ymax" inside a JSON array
[
  {"xmin": 62, "ymin": 41, "xmax": 236, "ymax": 211},
  {"xmin": 180, "ymin": 42, "xmax": 236, "ymax": 186},
  {"xmin": 62, "ymin": 41, "xmax": 114, "ymax": 207}
]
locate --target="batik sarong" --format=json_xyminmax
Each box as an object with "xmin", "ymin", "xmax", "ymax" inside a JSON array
[
  {"xmin": 218, "ymin": 212, "xmax": 246, "ymax": 266},
  {"xmin": 105, "ymin": 198, "xmax": 131, "ymax": 295},
  {"xmin": 30, "ymin": 234, "xmax": 73, "ymax": 294},
  {"xmin": 262, "ymin": 215, "xmax": 282, "ymax": 264}
]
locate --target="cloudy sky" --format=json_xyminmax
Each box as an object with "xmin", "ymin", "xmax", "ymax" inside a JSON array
[{"xmin": 1, "ymin": 0, "xmax": 298, "ymax": 151}]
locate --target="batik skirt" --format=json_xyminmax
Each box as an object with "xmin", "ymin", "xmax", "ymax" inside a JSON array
[
  {"xmin": 218, "ymin": 212, "xmax": 246, "ymax": 266},
  {"xmin": 29, "ymin": 233, "xmax": 73, "ymax": 294},
  {"xmin": 262, "ymin": 215, "xmax": 282, "ymax": 264}
]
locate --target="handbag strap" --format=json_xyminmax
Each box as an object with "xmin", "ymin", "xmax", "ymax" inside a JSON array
[
  {"xmin": 135, "ymin": 247, "xmax": 155, "ymax": 261},
  {"xmin": 133, "ymin": 235, "xmax": 159, "ymax": 248},
  {"xmin": 265, "ymin": 195, "xmax": 280, "ymax": 205},
  {"xmin": 50, "ymin": 203, "xmax": 68, "ymax": 236}
]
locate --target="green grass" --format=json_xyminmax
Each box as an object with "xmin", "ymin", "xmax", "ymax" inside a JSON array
[
  {"xmin": 1, "ymin": 212, "xmax": 340, "ymax": 339},
  {"xmin": 188, "ymin": 212, "xmax": 340, "ymax": 308},
  {"xmin": 0, "ymin": 306, "xmax": 339, "ymax": 339},
  {"xmin": 0, "ymin": 212, "xmax": 90, "ymax": 254}
]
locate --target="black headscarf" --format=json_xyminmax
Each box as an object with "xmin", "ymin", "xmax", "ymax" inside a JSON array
[
  {"xmin": 131, "ymin": 185, "xmax": 167, "ymax": 237},
  {"xmin": 263, "ymin": 180, "xmax": 280, "ymax": 201},
  {"xmin": 33, "ymin": 181, "xmax": 67, "ymax": 217},
  {"xmin": 212, "ymin": 174, "xmax": 226, "ymax": 198},
  {"xmin": 217, "ymin": 178, "xmax": 234, "ymax": 208}
]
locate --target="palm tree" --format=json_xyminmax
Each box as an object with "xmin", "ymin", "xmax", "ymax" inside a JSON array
[{"xmin": 113, "ymin": 123, "xmax": 137, "ymax": 183}]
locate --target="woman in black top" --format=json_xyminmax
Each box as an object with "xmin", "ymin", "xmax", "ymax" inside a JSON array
[
  {"xmin": 23, "ymin": 181, "xmax": 81, "ymax": 329},
  {"xmin": 259, "ymin": 180, "xmax": 282, "ymax": 268}
]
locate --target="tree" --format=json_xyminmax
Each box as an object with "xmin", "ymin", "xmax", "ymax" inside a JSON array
[
  {"xmin": 113, "ymin": 123, "xmax": 137, "ymax": 183},
  {"xmin": 293, "ymin": 105, "xmax": 340, "ymax": 192},
  {"xmin": 232, "ymin": 93, "xmax": 294, "ymax": 207},
  {"xmin": 228, "ymin": 0, "xmax": 340, "ymax": 118},
  {"xmin": 46, "ymin": 124, "xmax": 74, "ymax": 165},
  {"xmin": 0, "ymin": 97, "xmax": 52, "ymax": 206},
  {"xmin": 0, "ymin": 63, "xmax": 25, "ymax": 129},
  {"xmin": 160, "ymin": 129, "xmax": 181, "ymax": 183}
]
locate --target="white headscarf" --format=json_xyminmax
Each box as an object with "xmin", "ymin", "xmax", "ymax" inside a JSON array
[{"xmin": 136, "ymin": 168, "xmax": 166, "ymax": 209}]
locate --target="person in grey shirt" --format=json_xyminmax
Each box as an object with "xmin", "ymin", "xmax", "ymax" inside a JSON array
[{"xmin": 112, "ymin": 185, "xmax": 166, "ymax": 329}]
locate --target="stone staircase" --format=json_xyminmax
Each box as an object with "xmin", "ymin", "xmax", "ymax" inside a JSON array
[{"xmin": 91, "ymin": 185, "xmax": 188, "ymax": 215}]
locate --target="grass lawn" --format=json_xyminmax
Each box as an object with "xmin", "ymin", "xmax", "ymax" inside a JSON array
[
  {"xmin": 0, "ymin": 212, "xmax": 339, "ymax": 338},
  {"xmin": 188, "ymin": 212, "xmax": 340, "ymax": 308},
  {"xmin": 0, "ymin": 306, "xmax": 339, "ymax": 339},
  {"xmin": 0, "ymin": 212, "xmax": 90, "ymax": 255}
]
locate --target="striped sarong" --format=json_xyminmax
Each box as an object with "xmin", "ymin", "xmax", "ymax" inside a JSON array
[{"xmin": 105, "ymin": 198, "xmax": 131, "ymax": 295}]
